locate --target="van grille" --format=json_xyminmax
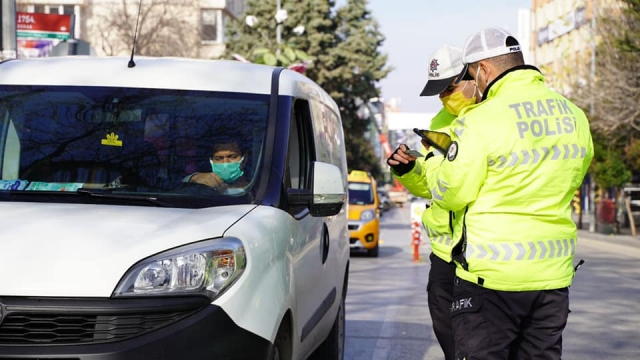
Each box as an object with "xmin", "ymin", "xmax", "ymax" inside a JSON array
[
  {"xmin": 0, "ymin": 312, "xmax": 190, "ymax": 344},
  {"xmin": 0, "ymin": 296, "xmax": 208, "ymax": 345}
]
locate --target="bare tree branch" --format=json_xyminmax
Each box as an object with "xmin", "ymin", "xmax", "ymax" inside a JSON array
[{"xmin": 88, "ymin": 0, "xmax": 201, "ymax": 58}]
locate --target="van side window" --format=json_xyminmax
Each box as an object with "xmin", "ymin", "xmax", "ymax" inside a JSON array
[{"xmin": 287, "ymin": 100, "xmax": 314, "ymax": 190}]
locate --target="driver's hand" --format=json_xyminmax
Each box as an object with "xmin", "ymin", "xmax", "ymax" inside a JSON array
[{"xmin": 190, "ymin": 172, "xmax": 225, "ymax": 188}]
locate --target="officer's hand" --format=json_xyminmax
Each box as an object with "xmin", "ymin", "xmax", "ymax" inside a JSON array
[
  {"xmin": 387, "ymin": 144, "xmax": 416, "ymax": 176},
  {"xmin": 387, "ymin": 144, "xmax": 416, "ymax": 166},
  {"xmin": 190, "ymin": 172, "xmax": 226, "ymax": 188}
]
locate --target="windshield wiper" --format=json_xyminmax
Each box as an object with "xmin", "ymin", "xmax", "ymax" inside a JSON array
[
  {"xmin": 2, "ymin": 188, "xmax": 171, "ymax": 207},
  {"xmin": 76, "ymin": 189, "xmax": 173, "ymax": 207}
]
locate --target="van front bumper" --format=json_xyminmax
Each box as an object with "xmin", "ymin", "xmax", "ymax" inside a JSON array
[{"xmin": 0, "ymin": 296, "xmax": 271, "ymax": 360}]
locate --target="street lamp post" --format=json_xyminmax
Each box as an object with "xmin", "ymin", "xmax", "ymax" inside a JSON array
[
  {"xmin": 588, "ymin": 0, "xmax": 597, "ymax": 233},
  {"xmin": 276, "ymin": 0, "xmax": 282, "ymax": 46},
  {"xmin": 0, "ymin": 0, "xmax": 17, "ymax": 60}
]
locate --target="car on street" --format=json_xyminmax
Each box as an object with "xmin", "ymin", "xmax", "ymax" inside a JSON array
[
  {"xmin": 377, "ymin": 186, "xmax": 393, "ymax": 213},
  {"xmin": 348, "ymin": 170, "xmax": 381, "ymax": 257},
  {"xmin": 0, "ymin": 56, "xmax": 349, "ymax": 360}
]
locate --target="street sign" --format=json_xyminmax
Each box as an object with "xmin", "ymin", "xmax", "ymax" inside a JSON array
[{"xmin": 17, "ymin": 12, "xmax": 71, "ymax": 40}]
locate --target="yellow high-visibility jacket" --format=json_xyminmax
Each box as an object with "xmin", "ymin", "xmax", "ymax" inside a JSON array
[
  {"xmin": 425, "ymin": 67, "xmax": 594, "ymax": 291},
  {"xmin": 391, "ymin": 108, "xmax": 464, "ymax": 262}
]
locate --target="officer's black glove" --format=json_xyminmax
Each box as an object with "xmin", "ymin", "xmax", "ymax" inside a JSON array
[{"xmin": 387, "ymin": 147, "xmax": 415, "ymax": 176}]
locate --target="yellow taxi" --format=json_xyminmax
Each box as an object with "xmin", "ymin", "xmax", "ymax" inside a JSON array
[{"xmin": 347, "ymin": 170, "xmax": 380, "ymax": 257}]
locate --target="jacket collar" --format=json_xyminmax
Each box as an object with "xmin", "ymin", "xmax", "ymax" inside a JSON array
[{"xmin": 481, "ymin": 65, "xmax": 542, "ymax": 102}]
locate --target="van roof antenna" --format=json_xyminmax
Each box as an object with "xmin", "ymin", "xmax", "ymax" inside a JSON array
[{"xmin": 127, "ymin": 0, "xmax": 144, "ymax": 68}]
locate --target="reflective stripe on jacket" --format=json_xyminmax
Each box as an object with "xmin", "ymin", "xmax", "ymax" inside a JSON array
[{"xmin": 425, "ymin": 67, "xmax": 594, "ymax": 291}]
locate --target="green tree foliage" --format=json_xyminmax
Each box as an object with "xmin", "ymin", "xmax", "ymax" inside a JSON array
[
  {"xmin": 591, "ymin": 131, "xmax": 631, "ymax": 190},
  {"xmin": 223, "ymin": 0, "xmax": 311, "ymax": 66},
  {"xmin": 321, "ymin": 0, "xmax": 392, "ymax": 177},
  {"xmin": 224, "ymin": 0, "xmax": 391, "ymax": 178},
  {"xmin": 613, "ymin": 0, "xmax": 640, "ymax": 53}
]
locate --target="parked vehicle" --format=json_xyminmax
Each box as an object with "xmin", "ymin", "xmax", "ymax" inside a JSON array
[
  {"xmin": 348, "ymin": 170, "xmax": 380, "ymax": 257},
  {"xmin": 377, "ymin": 186, "xmax": 392, "ymax": 213},
  {"xmin": 0, "ymin": 56, "xmax": 349, "ymax": 360}
]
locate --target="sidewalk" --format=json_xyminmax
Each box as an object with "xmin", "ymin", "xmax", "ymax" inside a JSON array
[{"xmin": 575, "ymin": 222, "xmax": 640, "ymax": 248}]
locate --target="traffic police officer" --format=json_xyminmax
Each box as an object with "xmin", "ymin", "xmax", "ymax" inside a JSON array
[
  {"xmin": 387, "ymin": 44, "xmax": 479, "ymax": 360},
  {"xmin": 424, "ymin": 28, "xmax": 594, "ymax": 359}
]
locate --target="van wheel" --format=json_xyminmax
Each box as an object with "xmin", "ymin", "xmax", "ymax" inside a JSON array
[
  {"xmin": 367, "ymin": 242, "xmax": 379, "ymax": 257},
  {"xmin": 309, "ymin": 294, "xmax": 345, "ymax": 360},
  {"xmin": 269, "ymin": 318, "xmax": 292, "ymax": 360}
]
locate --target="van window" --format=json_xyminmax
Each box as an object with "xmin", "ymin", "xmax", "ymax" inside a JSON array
[
  {"xmin": 0, "ymin": 85, "xmax": 269, "ymax": 207},
  {"xmin": 310, "ymin": 101, "xmax": 344, "ymax": 169},
  {"xmin": 287, "ymin": 100, "xmax": 314, "ymax": 190}
]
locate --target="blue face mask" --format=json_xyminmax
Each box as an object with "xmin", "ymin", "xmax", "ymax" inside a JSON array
[{"xmin": 210, "ymin": 158, "xmax": 244, "ymax": 183}]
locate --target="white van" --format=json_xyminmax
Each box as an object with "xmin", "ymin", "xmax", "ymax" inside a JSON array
[{"xmin": 0, "ymin": 57, "xmax": 349, "ymax": 360}]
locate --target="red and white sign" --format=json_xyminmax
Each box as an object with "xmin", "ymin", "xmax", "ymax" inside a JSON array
[
  {"xmin": 16, "ymin": 12, "xmax": 73, "ymax": 58},
  {"xmin": 17, "ymin": 12, "xmax": 71, "ymax": 40}
]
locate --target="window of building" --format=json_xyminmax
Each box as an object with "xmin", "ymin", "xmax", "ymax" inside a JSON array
[
  {"xmin": 227, "ymin": 0, "xmax": 244, "ymax": 16},
  {"xmin": 201, "ymin": 9, "xmax": 219, "ymax": 42},
  {"xmin": 27, "ymin": 4, "xmax": 75, "ymax": 15}
]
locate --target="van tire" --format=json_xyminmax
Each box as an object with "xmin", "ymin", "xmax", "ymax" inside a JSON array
[
  {"xmin": 269, "ymin": 317, "xmax": 292, "ymax": 360},
  {"xmin": 367, "ymin": 242, "xmax": 379, "ymax": 257},
  {"xmin": 309, "ymin": 294, "xmax": 345, "ymax": 360}
]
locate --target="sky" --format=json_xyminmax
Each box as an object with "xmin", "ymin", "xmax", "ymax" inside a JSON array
[{"xmin": 335, "ymin": 0, "xmax": 532, "ymax": 113}]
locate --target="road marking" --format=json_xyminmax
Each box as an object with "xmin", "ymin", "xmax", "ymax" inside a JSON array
[{"xmin": 371, "ymin": 304, "xmax": 397, "ymax": 360}]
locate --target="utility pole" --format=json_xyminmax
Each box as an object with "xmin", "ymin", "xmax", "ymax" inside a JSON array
[
  {"xmin": 276, "ymin": 0, "xmax": 282, "ymax": 46},
  {"xmin": 588, "ymin": 0, "xmax": 597, "ymax": 233},
  {"xmin": 0, "ymin": 0, "xmax": 17, "ymax": 60}
]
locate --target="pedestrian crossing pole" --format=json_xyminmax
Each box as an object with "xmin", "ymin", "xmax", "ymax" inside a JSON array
[{"xmin": 410, "ymin": 201, "xmax": 425, "ymax": 262}]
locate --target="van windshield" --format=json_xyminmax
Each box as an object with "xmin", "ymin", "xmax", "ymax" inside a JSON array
[
  {"xmin": 0, "ymin": 85, "xmax": 269, "ymax": 208},
  {"xmin": 348, "ymin": 182, "xmax": 374, "ymax": 205}
]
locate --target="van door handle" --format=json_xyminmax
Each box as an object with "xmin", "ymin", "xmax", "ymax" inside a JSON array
[{"xmin": 321, "ymin": 224, "xmax": 329, "ymax": 264}]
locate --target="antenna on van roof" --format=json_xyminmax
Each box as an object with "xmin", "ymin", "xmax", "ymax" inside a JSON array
[{"xmin": 127, "ymin": 0, "xmax": 144, "ymax": 68}]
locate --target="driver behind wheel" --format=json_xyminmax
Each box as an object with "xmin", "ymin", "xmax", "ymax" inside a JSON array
[{"xmin": 183, "ymin": 137, "xmax": 249, "ymax": 191}]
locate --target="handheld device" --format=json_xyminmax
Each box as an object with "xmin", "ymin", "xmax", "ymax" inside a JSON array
[
  {"xmin": 413, "ymin": 128, "xmax": 452, "ymax": 154},
  {"xmin": 405, "ymin": 149, "xmax": 424, "ymax": 158}
]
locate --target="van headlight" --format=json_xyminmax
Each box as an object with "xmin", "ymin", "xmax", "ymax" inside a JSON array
[
  {"xmin": 360, "ymin": 209, "xmax": 375, "ymax": 221},
  {"xmin": 113, "ymin": 238, "xmax": 245, "ymax": 300}
]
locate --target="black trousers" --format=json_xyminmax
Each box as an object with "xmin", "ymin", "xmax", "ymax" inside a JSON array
[
  {"xmin": 450, "ymin": 277, "xmax": 569, "ymax": 360},
  {"xmin": 427, "ymin": 252, "xmax": 457, "ymax": 360}
]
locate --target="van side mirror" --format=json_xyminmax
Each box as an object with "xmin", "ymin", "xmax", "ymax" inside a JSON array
[{"xmin": 287, "ymin": 161, "xmax": 346, "ymax": 217}]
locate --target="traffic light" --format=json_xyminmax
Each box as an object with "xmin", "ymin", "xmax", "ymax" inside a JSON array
[{"xmin": 573, "ymin": 188, "xmax": 581, "ymax": 215}]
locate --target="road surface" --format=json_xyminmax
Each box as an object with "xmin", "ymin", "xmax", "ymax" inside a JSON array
[{"xmin": 344, "ymin": 204, "xmax": 640, "ymax": 360}]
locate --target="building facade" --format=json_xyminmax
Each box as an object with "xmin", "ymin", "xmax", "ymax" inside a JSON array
[
  {"xmin": 529, "ymin": 0, "xmax": 618, "ymax": 95},
  {"xmin": 16, "ymin": 0, "xmax": 245, "ymax": 59}
]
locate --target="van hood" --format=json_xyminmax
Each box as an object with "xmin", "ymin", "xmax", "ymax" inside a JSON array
[{"xmin": 0, "ymin": 202, "xmax": 255, "ymax": 297}]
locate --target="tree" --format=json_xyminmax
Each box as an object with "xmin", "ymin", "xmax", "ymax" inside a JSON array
[
  {"xmin": 589, "ymin": 1, "xmax": 640, "ymax": 137},
  {"xmin": 591, "ymin": 132, "xmax": 631, "ymax": 191},
  {"xmin": 224, "ymin": 0, "xmax": 311, "ymax": 66},
  {"xmin": 323, "ymin": 0, "xmax": 392, "ymax": 178},
  {"xmin": 224, "ymin": 0, "xmax": 392, "ymax": 178},
  {"xmin": 571, "ymin": 1, "xmax": 640, "ymax": 186},
  {"xmin": 87, "ymin": 0, "xmax": 201, "ymax": 57}
]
